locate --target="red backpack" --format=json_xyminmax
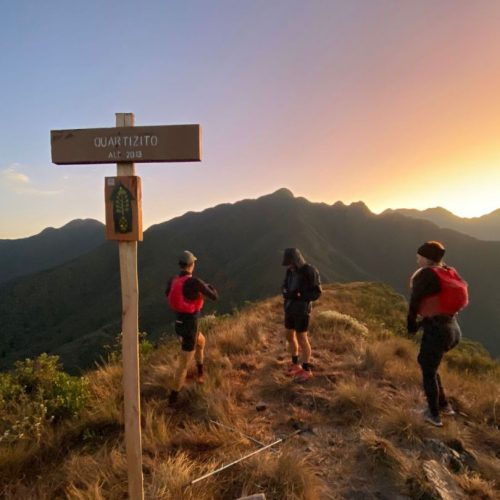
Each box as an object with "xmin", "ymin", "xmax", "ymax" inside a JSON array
[
  {"xmin": 418, "ymin": 266, "xmax": 468, "ymax": 317},
  {"xmin": 167, "ymin": 275, "xmax": 204, "ymax": 314}
]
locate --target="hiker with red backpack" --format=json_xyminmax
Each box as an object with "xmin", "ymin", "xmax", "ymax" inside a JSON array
[
  {"xmin": 408, "ymin": 241, "xmax": 468, "ymax": 427},
  {"xmin": 166, "ymin": 250, "xmax": 218, "ymax": 406},
  {"xmin": 282, "ymin": 248, "xmax": 322, "ymax": 382}
]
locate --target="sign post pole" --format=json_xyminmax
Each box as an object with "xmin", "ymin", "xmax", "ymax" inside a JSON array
[
  {"xmin": 116, "ymin": 112, "xmax": 143, "ymax": 500},
  {"xmin": 50, "ymin": 114, "xmax": 201, "ymax": 500}
]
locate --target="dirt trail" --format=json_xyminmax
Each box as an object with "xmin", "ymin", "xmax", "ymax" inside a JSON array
[{"xmin": 207, "ymin": 303, "xmax": 357, "ymax": 499}]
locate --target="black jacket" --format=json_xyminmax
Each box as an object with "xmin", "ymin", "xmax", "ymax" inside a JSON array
[{"xmin": 282, "ymin": 263, "xmax": 322, "ymax": 315}]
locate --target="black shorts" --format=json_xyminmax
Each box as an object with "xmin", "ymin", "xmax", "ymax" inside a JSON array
[
  {"xmin": 175, "ymin": 316, "xmax": 198, "ymax": 352},
  {"xmin": 284, "ymin": 313, "xmax": 310, "ymax": 333}
]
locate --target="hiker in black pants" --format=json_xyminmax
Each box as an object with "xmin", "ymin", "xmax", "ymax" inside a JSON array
[{"xmin": 408, "ymin": 241, "xmax": 467, "ymax": 427}]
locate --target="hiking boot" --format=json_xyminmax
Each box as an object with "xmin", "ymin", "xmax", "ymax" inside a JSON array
[
  {"xmin": 440, "ymin": 404, "xmax": 456, "ymax": 416},
  {"xmin": 423, "ymin": 409, "xmax": 443, "ymax": 427},
  {"xmin": 286, "ymin": 363, "xmax": 302, "ymax": 376},
  {"xmin": 294, "ymin": 368, "xmax": 313, "ymax": 382}
]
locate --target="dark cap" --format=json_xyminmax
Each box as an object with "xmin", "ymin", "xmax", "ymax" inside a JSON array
[
  {"xmin": 282, "ymin": 248, "xmax": 306, "ymax": 267},
  {"xmin": 417, "ymin": 241, "xmax": 445, "ymax": 263},
  {"xmin": 179, "ymin": 250, "xmax": 197, "ymax": 266}
]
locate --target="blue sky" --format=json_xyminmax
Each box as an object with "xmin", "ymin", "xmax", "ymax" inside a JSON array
[{"xmin": 2, "ymin": 1, "xmax": 500, "ymax": 238}]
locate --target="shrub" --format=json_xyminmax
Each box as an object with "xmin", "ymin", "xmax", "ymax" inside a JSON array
[
  {"xmin": 0, "ymin": 354, "xmax": 89, "ymax": 445},
  {"xmin": 445, "ymin": 341, "xmax": 499, "ymax": 376},
  {"xmin": 313, "ymin": 310, "xmax": 368, "ymax": 338}
]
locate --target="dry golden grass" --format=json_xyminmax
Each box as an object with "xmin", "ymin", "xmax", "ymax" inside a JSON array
[
  {"xmin": 456, "ymin": 472, "xmax": 497, "ymax": 499},
  {"xmin": 236, "ymin": 450, "xmax": 325, "ymax": 500},
  {"xmin": 62, "ymin": 446, "xmax": 128, "ymax": 499},
  {"xmin": 361, "ymin": 336, "xmax": 416, "ymax": 380},
  {"xmin": 84, "ymin": 362, "xmax": 124, "ymax": 426},
  {"xmin": 211, "ymin": 314, "xmax": 264, "ymax": 357},
  {"xmin": 331, "ymin": 378, "xmax": 384, "ymax": 425},
  {"xmin": 145, "ymin": 451, "xmax": 209, "ymax": 500},
  {"xmin": 438, "ymin": 367, "xmax": 500, "ymax": 426},
  {"xmin": 358, "ymin": 429, "xmax": 413, "ymax": 487},
  {"xmin": 378, "ymin": 406, "xmax": 428, "ymax": 446}
]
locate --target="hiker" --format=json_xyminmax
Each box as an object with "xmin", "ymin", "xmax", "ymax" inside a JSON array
[
  {"xmin": 407, "ymin": 241, "xmax": 468, "ymax": 427},
  {"xmin": 166, "ymin": 250, "xmax": 218, "ymax": 405},
  {"xmin": 282, "ymin": 248, "xmax": 322, "ymax": 382}
]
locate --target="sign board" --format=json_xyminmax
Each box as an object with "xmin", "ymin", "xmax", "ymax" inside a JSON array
[
  {"xmin": 105, "ymin": 176, "xmax": 143, "ymax": 241},
  {"xmin": 51, "ymin": 124, "xmax": 201, "ymax": 164}
]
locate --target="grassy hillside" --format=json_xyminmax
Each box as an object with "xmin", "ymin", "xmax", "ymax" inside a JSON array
[{"xmin": 1, "ymin": 283, "xmax": 498, "ymax": 499}]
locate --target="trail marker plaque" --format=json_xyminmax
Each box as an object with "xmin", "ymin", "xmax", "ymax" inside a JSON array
[
  {"xmin": 50, "ymin": 113, "xmax": 201, "ymax": 500},
  {"xmin": 105, "ymin": 176, "xmax": 143, "ymax": 241}
]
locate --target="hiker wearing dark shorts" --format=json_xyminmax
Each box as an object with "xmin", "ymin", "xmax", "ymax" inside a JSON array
[
  {"xmin": 166, "ymin": 250, "xmax": 218, "ymax": 405},
  {"xmin": 282, "ymin": 248, "xmax": 322, "ymax": 382},
  {"xmin": 408, "ymin": 241, "xmax": 467, "ymax": 427}
]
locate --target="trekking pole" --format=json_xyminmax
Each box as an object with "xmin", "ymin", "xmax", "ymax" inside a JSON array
[
  {"xmin": 188, "ymin": 429, "xmax": 302, "ymax": 487},
  {"xmin": 209, "ymin": 419, "xmax": 266, "ymax": 447}
]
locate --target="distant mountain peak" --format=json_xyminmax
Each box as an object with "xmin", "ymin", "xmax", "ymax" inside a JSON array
[
  {"xmin": 267, "ymin": 188, "xmax": 295, "ymax": 199},
  {"xmin": 37, "ymin": 219, "xmax": 104, "ymax": 237},
  {"xmin": 349, "ymin": 201, "xmax": 371, "ymax": 213},
  {"xmin": 63, "ymin": 219, "xmax": 104, "ymax": 229},
  {"xmin": 331, "ymin": 200, "xmax": 372, "ymax": 214}
]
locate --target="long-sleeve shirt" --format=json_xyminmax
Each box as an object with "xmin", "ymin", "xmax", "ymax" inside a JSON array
[
  {"xmin": 165, "ymin": 271, "xmax": 218, "ymax": 302},
  {"xmin": 407, "ymin": 267, "xmax": 441, "ymax": 330}
]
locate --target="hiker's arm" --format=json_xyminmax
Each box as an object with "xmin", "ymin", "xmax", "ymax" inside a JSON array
[
  {"xmin": 407, "ymin": 268, "xmax": 440, "ymax": 332},
  {"xmin": 282, "ymin": 271, "xmax": 297, "ymax": 299},
  {"xmin": 194, "ymin": 278, "xmax": 219, "ymax": 301}
]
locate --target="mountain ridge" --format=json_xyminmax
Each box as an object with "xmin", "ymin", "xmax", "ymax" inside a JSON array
[
  {"xmin": 0, "ymin": 189, "xmax": 499, "ymax": 373},
  {"xmin": 383, "ymin": 207, "xmax": 500, "ymax": 241},
  {"xmin": 0, "ymin": 218, "xmax": 105, "ymax": 285}
]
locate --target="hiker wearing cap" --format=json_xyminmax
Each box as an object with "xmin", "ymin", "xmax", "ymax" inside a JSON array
[
  {"xmin": 165, "ymin": 250, "xmax": 218, "ymax": 405},
  {"xmin": 281, "ymin": 248, "xmax": 322, "ymax": 382},
  {"xmin": 408, "ymin": 241, "xmax": 468, "ymax": 427}
]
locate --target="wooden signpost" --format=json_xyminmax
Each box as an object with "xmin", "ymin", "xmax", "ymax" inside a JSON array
[{"xmin": 51, "ymin": 113, "xmax": 201, "ymax": 500}]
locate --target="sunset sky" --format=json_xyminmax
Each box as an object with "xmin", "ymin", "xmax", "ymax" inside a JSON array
[{"xmin": 1, "ymin": 1, "xmax": 500, "ymax": 238}]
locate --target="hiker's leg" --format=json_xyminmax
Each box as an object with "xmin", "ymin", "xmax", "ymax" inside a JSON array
[
  {"xmin": 172, "ymin": 316, "xmax": 198, "ymax": 393},
  {"xmin": 297, "ymin": 331, "xmax": 312, "ymax": 364},
  {"xmin": 195, "ymin": 332, "xmax": 205, "ymax": 366},
  {"xmin": 286, "ymin": 329, "xmax": 299, "ymax": 358},
  {"xmin": 436, "ymin": 372, "xmax": 448, "ymax": 407},
  {"xmin": 173, "ymin": 349, "xmax": 195, "ymax": 392},
  {"xmin": 195, "ymin": 332, "xmax": 206, "ymax": 379},
  {"xmin": 418, "ymin": 320, "xmax": 445, "ymax": 416}
]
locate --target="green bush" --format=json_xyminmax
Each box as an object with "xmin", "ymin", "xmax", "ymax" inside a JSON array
[
  {"xmin": 0, "ymin": 354, "xmax": 89, "ymax": 445},
  {"xmin": 445, "ymin": 341, "xmax": 499, "ymax": 376},
  {"xmin": 104, "ymin": 331, "xmax": 155, "ymax": 363}
]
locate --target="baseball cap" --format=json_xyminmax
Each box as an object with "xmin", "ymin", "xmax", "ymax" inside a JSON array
[{"xmin": 179, "ymin": 250, "xmax": 197, "ymax": 266}]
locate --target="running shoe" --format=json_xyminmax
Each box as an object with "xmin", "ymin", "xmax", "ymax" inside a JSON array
[
  {"xmin": 294, "ymin": 368, "xmax": 313, "ymax": 382},
  {"xmin": 423, "ymin": 409, "xmax": 443, "ymax": 427},
  {"xmin": 286, "ymin": 363, "xmax": 302, "ymax": 376},
  {"xmin": 440, "ymin": 404, "xmax": 456, "ymax": 416}
]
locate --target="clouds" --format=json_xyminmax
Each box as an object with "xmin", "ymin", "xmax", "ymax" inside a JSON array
[{"xmin": 0, "ymin": 164, "xmax": 62, "ymax": 196}]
